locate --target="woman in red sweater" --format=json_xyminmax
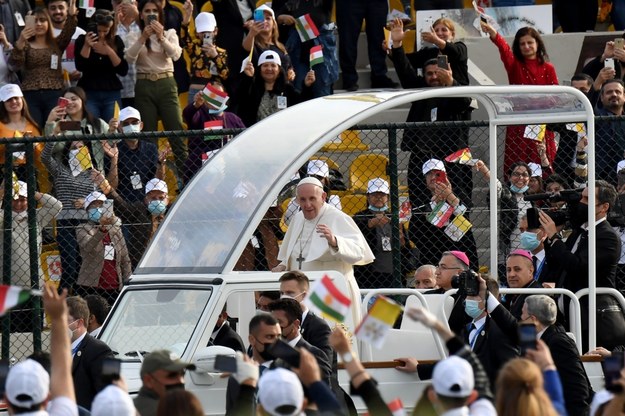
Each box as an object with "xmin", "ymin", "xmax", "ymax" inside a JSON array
[{"xmin": 481, "ymin": 22, "xmax": 558, "ymax": 178}]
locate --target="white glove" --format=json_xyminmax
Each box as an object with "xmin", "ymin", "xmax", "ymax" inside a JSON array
[
  {"xmin": 405, "ymin": 307, "xmax": 438, "ymax": 328},
  {"xmin": 232, "ymin": 352, "xmax": 259, "ymax": 383}
]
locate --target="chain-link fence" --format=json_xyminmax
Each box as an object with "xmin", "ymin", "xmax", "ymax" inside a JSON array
[{"xmin": 2, "ymin": 115, "xmax": 623, "ymax": 360}]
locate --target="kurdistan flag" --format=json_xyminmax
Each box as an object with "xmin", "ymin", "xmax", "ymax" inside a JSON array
[
  {"xmin": 0, "ymin": 285, "xmax": 32, "ymax": 316},
  {"xmin": 303, "ymin": 274, "xmax": 351, "ymax": 323},
  {"xmin": 202, "ymin": 84, "xmax": 229, "ymax": 110},
  {"xmin": 295, "ymin": 14, "xmax": 320, "ymax": 42},
  {"xmin": 309, "ymin": 45, "xmax": 324, "ymax": 68},
  {"xmin": 426, "ymin": 201, "xmax": 454, "ymax": 228}
]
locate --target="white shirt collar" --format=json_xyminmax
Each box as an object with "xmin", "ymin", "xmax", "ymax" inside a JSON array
[
  {"xmin": 89, "ymin": 327, "xmax": 101, "ymax": 338},
  {"xmin": 288, "ymin": 334, "xmax": 302, "ymax": 347},
  {"xmin": 581, "ymin": 217, "xmax": 607, "ymax": 229},
  {"xmin": 472, "ymin": 315, "xmax": 487, "ymax": 329},
  {"xmin": 71, "ymin": 332, "xmax": 87, "ymax": 355},
  {"xmin": 533, "ymin": 249, "xmax": 545, "ymax": 263}
]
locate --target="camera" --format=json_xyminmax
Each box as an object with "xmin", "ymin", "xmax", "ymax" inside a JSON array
[
  {"xmin": 523, "ymin": 188, "xmax": 582, "ymax": 204},
  {"xmin": 451, "ymin": 270, "xmax": 479, "ymax": 296}
]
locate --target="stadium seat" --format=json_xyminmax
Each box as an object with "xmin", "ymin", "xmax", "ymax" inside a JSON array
[
  {"xmin": 340, "ymin": 194, "xmax": 367, "ymax": 216},
  {"xmin": 279, "ymin": 198, "xmax": 292, "ymax": 233},
  {"xmin": 321, "ymin": 130, "xmax": 369, "ymax": 152},
  {"xmin": 349, "ymin": 153, "xmax": 389, "ymax": 193}
]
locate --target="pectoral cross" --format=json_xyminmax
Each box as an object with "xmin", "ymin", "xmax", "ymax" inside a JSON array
[{"xmin": 296, "ymin": 252, "xmax": 305, "ymax": 269}]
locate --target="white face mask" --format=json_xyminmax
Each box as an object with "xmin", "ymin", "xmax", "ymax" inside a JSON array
[{"xmin": 122, "ymin": 124, "xmax": 141, "ymax": 134}]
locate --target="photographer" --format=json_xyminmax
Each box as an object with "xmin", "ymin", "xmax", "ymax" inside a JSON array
[{"xmin": 540, "ymin": 180, "xmax": 625, "ymax": 351}]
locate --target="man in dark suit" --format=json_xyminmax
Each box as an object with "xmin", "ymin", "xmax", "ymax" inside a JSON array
[
  {"xmin": 210, "ymin": 303, "xmax": 245, "ymax": 352},
  {"xmin": 541, "ymin": 180, "xmax": 625, "ymax": 350},
  {"xmin": 66, "ymin": 296, "xmax": 114, "ymax": 410},
  {"xmin": 502, "ymin": 249, "xmax": 543, "ymax": 320}
]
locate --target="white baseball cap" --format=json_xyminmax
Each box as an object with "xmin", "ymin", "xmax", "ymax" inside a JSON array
[
  {"xmin": 6, "ymin": 359, "xmax": 50, "ymax": 408},
  {"xmin": 367, "ymin": 178, "xmax": 390, "ymax": 194},
  {"xmin": 307, "ymin": 160, "xmax": 329, "ymax": 178},
  {"xmin": 16, "ymin": 180, "xmax": 27, "ymax": 199},
  {"xmin": 119, "ymin": 106, "xmax": 141, "ymax": 123},
  {"xmin": 145, "ymin": 178, "xmax": 168, "ymax": 194},
  {"xmin": 422, "ymin": 159, "xmax": 446, "ymax": 175},
  {"xmin": 91, "ymin": 385, "xmax": 135, "ymax": 416},
  {"xmin": 528, "ymin": 162, "xmax": 542, "ymax": 178},
  {"xmin": 258, "ymin": 50, "xmax": 281, "ymax": 67},
  {"xmin": 258, "ymin": 368, "xmax": 303, "ymax": 416},
  {"xmin": 83, "ymin": 191, "xmax": 107, "ymax": 210},
  {"xmin": 255, "ymin": 4, "xmax": 275, "ymax": 19},
  {"xmin": 195, "ymin": 12, "xmax": 217, "ymax": 33},
  {"xmin": 617, "ymin": 160, "xmax": 625, "ymax": 173},
  {"xmin": 0, "ymin": 84, "xmax": 23, "ymax": 102},
  {"xmin": 432, "ymin": 356, "xmax": 474, "ymax": 398}
]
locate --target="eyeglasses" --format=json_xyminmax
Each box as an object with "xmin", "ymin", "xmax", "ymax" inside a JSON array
[
  {"xmin": 436, "ymin": 264, "xmax": 462, "ymax": 271},
  {"xmin": 511, "ymin": 172, "xmax": 530, "ymax": 178}
]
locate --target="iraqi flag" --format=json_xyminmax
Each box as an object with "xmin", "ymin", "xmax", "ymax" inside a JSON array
[
  {"xmin": 0, "ymin": 285, "xmax": 33, "ymax": 316},
  {"xmin": 78, "ymin": 0, "xmax": 94, "ymax": 8},
  {"xmin": 304, "ymin": 274, "xmax": 351, "ymax": 323},
  {"xmin": 295, "ymin": 14, "xmax": 320, "ymax": 42},
  {"xmin": 309, "ymin": 45, "xmax": 324, "ymax": 68},
  {"xmin": 355, "ymin": 296, "xmax": 402, "ymax": 349},
  {"xmin": 202, "ymin": 84, "xmax": 229, "ymax": 110}
]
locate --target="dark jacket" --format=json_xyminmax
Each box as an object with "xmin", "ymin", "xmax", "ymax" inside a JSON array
[
  {"xmin": 406, "ymin": 41, "xmax": 469, "ymax": 86},
  {"xmin": 212, "ymin": 322, "xmax": 245, "ymax": 352},
  {"xmin": 72, "ymin": 334, "xmax": 114, "ymax": 409}
]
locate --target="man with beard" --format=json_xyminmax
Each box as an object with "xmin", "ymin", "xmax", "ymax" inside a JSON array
[
  {"xmin": 540, "ymin": 181, "xmax": 625, "ymax": 351},
  {"xmin": 46, "ymin": 0, "xmax": 85, "ymax": 85},
  {"xmin": 595, "ymin": 79, "xmax": 625, "ymax": 184}
]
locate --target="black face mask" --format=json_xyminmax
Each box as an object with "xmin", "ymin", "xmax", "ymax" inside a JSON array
[
  {"xmin": 165, "ymin": 382, "xmax": 185, "ymax": 391},
  {"xmin": 258, "ymin": 342, "xmax": 275, "ymax": 362},
  {"xmin": 573, "ymin": 202, "xmax": 589, "ymax": 226}
]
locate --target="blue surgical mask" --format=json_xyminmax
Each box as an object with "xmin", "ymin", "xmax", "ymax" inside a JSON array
[
  {"xmin": 520, "ymin": 231, "xmax": 540, "ymax": 251},
  {"xmin": 147, "ymin": 200, "xmax": 167, "ymax": 216},
  {"xmin": 368, "ymin": 205, "xmax": 388, "ymax": 212},
  {"xmin": 464, "ymin": 299, "xmax": 484, "ymax": 319},
  {"xmin": 88, "ymin": 208, "xmax": 102, "ymax": 223},
  {"xmin": 208, "ymin": 102, "xmax": 228, "ymax": 114},
  {"xmin": 510, "ymin": 184, "xmax": 529, "ymax": 194}
]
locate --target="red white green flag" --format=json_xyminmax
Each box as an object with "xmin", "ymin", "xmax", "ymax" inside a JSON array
[
  {"xmin": 309, "ymin": 45, "xmax": 324, "ymax": 68},
  {"xmin": 202, "ymin": 84, "xmax": 229, "ymax": 110},
  {"xmin": 426, "ymin": 201, "xmax": 454, "ymax": 228},
  {"xmin": 295, "ymin": 14, "xmax": 319, "ymax": 42},
  {"xmin": 304, "ymin": 274, "xmax": 351, "ymax": 323},
  {"xmin": 78, "ymin": 0, "xmax": 94, "ymax": 9},
  {"xmin": 0, "ymin": 285, "xmax": 33, "ymax": 316}
]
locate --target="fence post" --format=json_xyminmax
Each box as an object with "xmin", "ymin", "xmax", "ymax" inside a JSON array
[
  {"xmin": 2, "ymin": 144, "xmax": 13, "ymax": 358},
  {"xmin": 387, "ymin": 127, "xmax": 402, "ymax": 287},
  {"xmin": 25, "ymin": 140, "xmax": 41, "ymax": 351}
]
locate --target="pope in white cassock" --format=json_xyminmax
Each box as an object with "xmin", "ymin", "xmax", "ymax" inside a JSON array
[{"xmin": 273, "ymin": 177, "xmax": 375, "ymax": 320}]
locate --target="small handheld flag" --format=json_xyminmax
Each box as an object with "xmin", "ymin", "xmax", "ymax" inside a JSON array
[
  {"xmin": 445, "ymin": 148, "xmax": 478, "ymax": 166},
  {"xmin": 201, "ymin": 84, "xmax": 229, "ymax": 110},
  {"xmin": 355, "ymin": 296, "xmax": 402, "ymax": 349},
  {"xmin": 426, "ymin": 201, "xmax": 454, "ymax": 228},
  {"xmin": 444, "ymin": 215, "xmax": 473, "ymax": 242},
  {"xmin": 295, "ymin": 14, "xmax": 319, "ymax": 42},
  {"xmin": 0, "ymin": 285, "xmax": 36, "ymax": 316},
  {"xmin": 309, "ymin": 45, "xmax": 324, "ymax": 68},
  {"xmin": 523, "ymin": 124, "xmax": 546, "ymax": 142},
  {"xmin": 303, "ymin": 274, "xmax": 351, "ymax": 323},
  {"xmin": 113, "ymin": 102, "xmax": 120, "ymax": 119}
]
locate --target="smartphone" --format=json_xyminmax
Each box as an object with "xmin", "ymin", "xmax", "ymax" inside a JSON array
[
  {"xmin": 480, "ymin": 15, "xmax": 487, "ymax": 23},
  {"xmin": 0, "ymin": 360, "xmax": 9, "ymax": 396},
  {"xmin": 267, "ymin": 339, "xmax": 300, "ymax": 368},
  {"xmin": 434, "ymin": 170, "xmax": 447, "ymax": 184},
  {"xmin": 214, "ymin": 355, "xmax": 237, "ymax": 373},
  {"xmin": 518, "ymin": 323, "xmax": 537, "ymax": 355},
  {"xmin": 101, "ymin": 358, "xmax": 121, "ymax": 384},
  {"xmin": 604, "ymin": 352, "xmax": 624, "ymax": 392},
  {"xmin": 102, "ymin": 199, "xmax": 114, "ymax": 218},
  {"xmin": 526, "ymin": 207, "xmax": 540, "ymax": 230},
  {"xmin": 437, "ymin": 55, "xmax": 448, "ymax": 69},
  {"xmin": 147, "ymin": 14, "xmax": 157, "ymax": 24},
  {"xmin": 464, "ymin": 271, "xmax": 479, "ymax": 296},
  {"xmin": 59, "ymin": 120, "xmax": 81, "ymax": 131},
  {"xmin": 605, "ymin": 58, "xmax": 615, "ymax": 70},
  {"xmin": 254, "ymin": 9, "xmax": 264, "ymax": 23},
  {"xmin": 24, "ymin": 15, "xmax": 36, "ymax": 30},
  {"xmin": 203, "ymin": 33, "xmax": 213, "ymax": 47},
  {"xmin": 616, "ymin": 38, "xmax": 624, "ymax": 50},
  {"xmin": 57, "ymin": 97, "xmax": 69, "ymax": 109},
  {"xmin": 87, "ymin": 22, "xmax": 98, "ymax": 34}
]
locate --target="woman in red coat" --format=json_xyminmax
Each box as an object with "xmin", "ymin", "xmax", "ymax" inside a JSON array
[{"xmin": 481, "ymin": 22, "xmax": 559, "ymax": 178}]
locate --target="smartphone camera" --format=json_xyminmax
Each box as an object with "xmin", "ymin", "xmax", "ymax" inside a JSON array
[
  {"xmin": 101, "ymin": 358, "xmax": 121, "ymax": 385},
  {"xmin": 518, "ymin": 323, "xmax": 537, "ymax": 355},
  {"xmin": 147, "ymin": 14, "xmax": 157, "ymax": 24},
  {"xmin": 214, "ymin": 355, "xmax": 237, "ymax": 373}
]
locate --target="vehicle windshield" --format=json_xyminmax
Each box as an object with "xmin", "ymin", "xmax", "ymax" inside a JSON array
[{"xmin": 99, "ymin": 287, "xmax": 212, "ymax": 359}]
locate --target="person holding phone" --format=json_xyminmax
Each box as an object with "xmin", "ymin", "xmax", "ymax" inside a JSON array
[
  {"xmin": 9, "ymin": 1, "xmax": 78, "ymax": 129},
  {"xmin": 75, "ymin": 9, "xmax": 128, "ymax": 121},
  {"xmin": 125, "ymin": 0, "xmax": 188, "ymax": 185},
  {"xmin": 480, "ymin": 21, "xmax": 558, "ymax": 177},
  {"xmin": 75, "ymin": 191, "xmax": 131, "ymax": 305},
  {"xmin": 180, "ymin": 11, "xmax": 229, "ymax": 104}
]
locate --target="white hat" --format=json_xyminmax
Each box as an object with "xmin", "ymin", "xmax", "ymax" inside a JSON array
[
  {"xmin": 255, "ymin": 4, "xmax": 275, "ymax": 19},
  {"xmin": 589, "ymin": 389, "xmax": 614, "ymax": 416},
  {"xmin": 258, "ymin": 50, "xmax": 281, "ymax": 67},
  {"xmin": 528, "ymin": 162, "xmax": 542, "ymax": 178},
  {"xmin": 119, "ymin": 106, "xmax": 141, "ymax": 122},
  {"xmin": 16, "ymin": 180, "xmax": 27, "ymax": 199},
  {"xmin": 617, "ymin": 160, "xmax": 625, "ymax": 173},
  {"xmin": 195, "ymin": 12, "xmax": 217, "ymax": 33},
  {"xmin": 432, "ymin": 356, "xmax": 474, "ymax": 398},
  {"xmin": 367, "ymin": 178, "xmax": 390, "ymax": 194},
  {"xmin": 297, "ymin": 177, "xmax": 323, "ymax": 189},
  {"xmin": 6, "ymin": 359, "xmax": 49, "ymax": 408},
  {"xmin": 145, "ymin": 178, "xmax": 168, "ymax": 194},
  {"xmin": 83, "ymin": 191, "xmax": 107, "ymax": 210},
  {"xmin": 307, "ymin": 160, "xmax": 329, "ymax": 178},
  {"xmin": 422, "ymin": 159, "xmax": 446, "ymax": 175},
  {"xmin": 91, "ymin": 385, "xmax": 135, "ymax": 416},
  {"xmin": 0, "ymin": 84, "xmax": 23, "ymax": 102},
  {"xmin": 258, "ymin": 368, "xmax": 303, "ymax": 416}
]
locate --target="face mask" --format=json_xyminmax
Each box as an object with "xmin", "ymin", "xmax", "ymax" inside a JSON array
[
  {"xmin": 520, "ymin": 231, "xmax": 540, "ymax": 251},
  {"xmin": 574, "ymin": 203, "xmax": 589, "ymax": 225},
  {"xmin": 147, "ymin": 200, "xmax": 167, "ymax": 216},
  {"xmin": 208, "ymin": 102, "xmax": 228, "ymax": 114},
  {"xmin": 368, "ymin": 205, "xmax": 388, "ymax": 212},
  {"xmin": 88, "ymin": 208, "xmax": 102, "ymax": 223},
  {"xmin": 165, "ymin": 383, "xmax": 185, "ymax": 391},
  {"xmin": 122, "ymin": 124, "xmax": 141, "ymax": 134},
  {"xmin": 258, "ymin": 343, "xmax": 275, "ymax": 361},
  {"xmin": 510, "ymin": 184, "xmax": 529, "ymax": 194},
  {"xmin": 280, "ymin": 292, "xmax": 304, "ymax": 301},
  {"xmin": 464, "ymin": 299, "xmax": 484, "ymax": 319},
  {"xmin": 67, "ymin": 319, "xmax": 78, "ymax": 340}
]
